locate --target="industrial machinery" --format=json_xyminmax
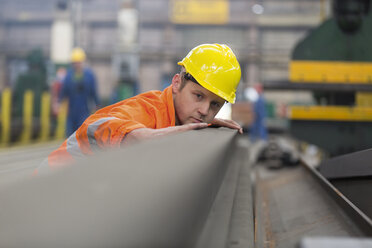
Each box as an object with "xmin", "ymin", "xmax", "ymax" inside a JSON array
[{"xmin": 288, "ymin": 0, "xmax": 372, "ymax": 156}]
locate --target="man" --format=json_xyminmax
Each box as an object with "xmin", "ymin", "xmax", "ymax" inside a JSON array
[
  {"xmin": 249, "ymin": 83, "xmax": 268, "ymax": 142},
  {"xmin": 36, "ymin": 44, "xmax": 242, "ymax": 174},
  {"xmin": 60, "ymin": 47, "xmax": 100, "ymax": 137}
]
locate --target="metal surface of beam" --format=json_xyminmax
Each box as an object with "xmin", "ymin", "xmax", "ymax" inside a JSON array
[
  {"xmin": 195, "ymin": 138, "xmax": 254, "ymax": 248},
  {"xmin": 319, "ymin": 149, "xmax": 372, "ymax": 220},
  {"xmin": 304, "ymin": 161, "xmax": 372, "ymax": 236},
  {"xmin": 0, "ymin": 128, "xmax": 238, "ymax": 248},
  {"xmin": 254, "ymin": 161, "xmax": 372, "ymax": 248},
  {"xmin": 320, "ymin": 148, "xmax": 372, "ymax": 179}
]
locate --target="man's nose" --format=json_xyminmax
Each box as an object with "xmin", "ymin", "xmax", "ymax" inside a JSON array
[{"xmin": 198, "ymin": 102, "xmax": 209, "ymax": 116}]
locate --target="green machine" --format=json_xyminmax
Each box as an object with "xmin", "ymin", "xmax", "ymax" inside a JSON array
[
  {"xmin": 289, "ymin": 0, "xmax": 372, "ymax": 156},
  {"xmin": 12, "ymin": 49, "xmax": 49, "ymax": 141}
]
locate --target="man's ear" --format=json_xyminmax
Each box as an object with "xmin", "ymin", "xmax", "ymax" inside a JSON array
[{"xmin": 171, "ymin": 74, "xmax": 181, "ymax": 94}]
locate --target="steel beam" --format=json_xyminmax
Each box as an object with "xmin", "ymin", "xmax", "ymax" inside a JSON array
[{"xmin": 0, "ymin": 128, "xmax": 239, "ymax": 248}]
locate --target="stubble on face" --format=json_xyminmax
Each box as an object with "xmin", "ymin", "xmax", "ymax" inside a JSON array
[{"xmin": 172, "ymin": 75, "xmax": 225, "ymax": 126}]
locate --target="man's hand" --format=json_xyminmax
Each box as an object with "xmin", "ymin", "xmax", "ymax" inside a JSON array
[
  {"xmin": 121, "ymin": 123, "xmax": 208, "ymax": 145},
  {"xmin": 210, "ymin": 118, "xmax": 243, "ymax": 134}
]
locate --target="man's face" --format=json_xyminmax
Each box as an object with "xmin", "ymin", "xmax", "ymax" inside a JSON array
[
  {"xmin": 172, "ymin": 74, "xmax": 225, "ymax": 125},
  {"xmin": 72, "ymin": 62, "xmax": 83, "ymax": 72}
]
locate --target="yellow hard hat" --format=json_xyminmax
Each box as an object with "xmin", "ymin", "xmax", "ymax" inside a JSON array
[
  {"xmin": 178, "ymin": 43, "xmax": 241, "ymax": 103},
  {"xmin": 70, "ymin": 47, "xmax": 86, "ymax": 63}
]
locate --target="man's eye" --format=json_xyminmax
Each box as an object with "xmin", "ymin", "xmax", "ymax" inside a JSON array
[
  {"xmin": 211, "ymin": 102, "xmax": 221, "ymax": 108},
  {"xmin": 195, "ymin": 94, "xmax": 203, "ymax": 99}
]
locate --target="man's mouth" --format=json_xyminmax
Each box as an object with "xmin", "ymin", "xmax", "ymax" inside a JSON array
[{"xmin": 191, "ymin": 117, "xmax": 203, "ymax": 123}]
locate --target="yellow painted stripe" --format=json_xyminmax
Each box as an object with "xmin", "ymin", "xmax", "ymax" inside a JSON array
[
  {"xmin": 20, "ymin": 90, "xmax": 34, "ymax": 144},
  {"xmin": 290, "ymin": 61, "xmax": 372, "ymax": 83},
  {"xmin": 1, "ymin": 88, "xmax": 12, "ymax": 146},
  {"xmin": 55, "ymin": 100, "xmax": 68, "ymax": 140},
  {"xmin": 39, "ymin": 92, "xmax": 51, "ymax": 142},
  {"xmin": 289, "ymin": 105, "xmax": 372, "ymax": 121},
  {"xmin": 170, "ymin": 0, "xmax": 229, "ymax": 24}
]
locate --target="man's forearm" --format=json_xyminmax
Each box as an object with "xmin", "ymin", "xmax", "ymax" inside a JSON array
[{"xmin": 121, "ymin": 123, "xmax": 208, "ymax": 145}]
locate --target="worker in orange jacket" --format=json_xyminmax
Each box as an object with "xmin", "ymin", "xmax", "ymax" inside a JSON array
[{"xmin": 36, "ymin": 44, "xmax": 242, "ymax": 174}]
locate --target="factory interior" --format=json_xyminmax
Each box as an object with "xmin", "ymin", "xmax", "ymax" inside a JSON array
[{"xmin": 0, "ymin": 0, "xmax": 371, "ymax": 247}]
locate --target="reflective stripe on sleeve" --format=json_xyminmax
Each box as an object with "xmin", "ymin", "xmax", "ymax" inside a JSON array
[
  {"xmin": 87, "ymin": 117, "xmax": 119, "ymax": 151},
  {"xmin": 66, "ymin": 131, "xmax": 84, "ymax": 158}
]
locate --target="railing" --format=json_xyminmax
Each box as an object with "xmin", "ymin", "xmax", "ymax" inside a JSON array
[{"xmin": 1, "ymin": 88, "xmax": 67, "ymax": 147}]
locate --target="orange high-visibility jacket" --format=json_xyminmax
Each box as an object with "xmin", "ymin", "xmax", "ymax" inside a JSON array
[{"xmin": 37, "ymin": 86, "xmax": 175, "ymax": 174}]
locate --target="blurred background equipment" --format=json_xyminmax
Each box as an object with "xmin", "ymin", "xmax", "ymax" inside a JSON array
[
  {"xmin": 288, "ymin": 0, "xmax": 372, "ymax": 156},
  {"xmin": 12, "ymin": 49, "xmax": 49, "ymax": 143},
  {"xmin": 50, "ymin": 0, "xmax": 73, "ymax": 64}
]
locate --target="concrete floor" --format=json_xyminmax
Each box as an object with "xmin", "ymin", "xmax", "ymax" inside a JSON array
[{"xmin": 0, "ymin": 142, "xmax": 59, "ymax": 188}]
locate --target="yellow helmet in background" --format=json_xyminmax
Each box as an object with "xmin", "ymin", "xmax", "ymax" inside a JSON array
[
  {"xmin": 178, "ymin": 43, "xmax": 241, "ymax": 103},
  {"xmin": 70, "ymin": 47, "xmax": 86, "ymax": 63}
]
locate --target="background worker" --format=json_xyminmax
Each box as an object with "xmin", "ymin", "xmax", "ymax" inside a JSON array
[
  {"xmin": 249, "ymin": 83, "xmax": 268, "ymax": 142},
  {"xmin": 60, "ymin": 47, "xmax": 100, "ymax": 137},
  {"xmin": 36, "ymin": 43, "xmax": 242, "ymax": 174},
  {"xmin": 51, "ymin": 67, "xmax": 66, "ymax": 117}
]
